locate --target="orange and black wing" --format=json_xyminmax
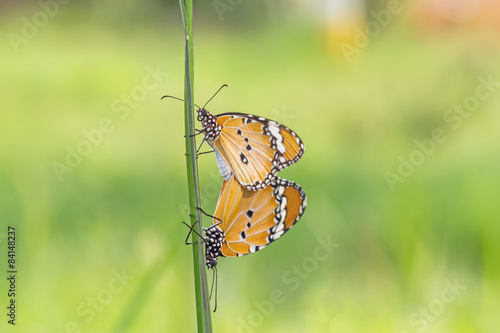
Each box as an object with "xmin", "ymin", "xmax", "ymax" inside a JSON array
[
  {"xmin": 212, "ymin": 175, "xmax": 307, "ymax": 257},
  {"xmin": 213, "ymin": 113, "xmax": 304, "ymax": 191}
]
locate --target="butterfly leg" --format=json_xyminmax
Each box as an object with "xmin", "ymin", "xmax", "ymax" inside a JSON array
[
  {"xmin": 184, "ymin": 139, "xmax": 212, "ymax": 158},
  {"xmin": 182, "ymin": 220, "xmax": 206, "ymax": 245},
  {"xmin": 187, "ymin": 129, "xmax": 204, "ymax": 138},
  {"xmin": 183, "ymin": 220, "xmax": 196, "ymax": 245},
  {"xmin": 196, "ymin": 140, "xmax": 216, "ymax": 158},
  {"xmin": 196, "ymin": 206, "xmax": 222, "ymax": 223},
  {"xmin": 196, "ymin": 139, "xmax": 214, "ymax": 157},
  {"xmin": 196, "ymin": 149, "xmax": 215, "ymax": 157},
  {"xmin": 196, "ymin": 137, "xmax": 206, "ymax": 154}
]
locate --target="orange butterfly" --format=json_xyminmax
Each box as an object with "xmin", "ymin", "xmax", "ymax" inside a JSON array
[
  {"xmin": 185, "ymin": 174, "xmax": 306, "ymax": 311},
  {"xmin": 200, "ymin": 175, "xmax": 307, "ymax": 268},
  {"xmin": 196, "ymin": 87, "xmax": 305, "ymax": 191}
]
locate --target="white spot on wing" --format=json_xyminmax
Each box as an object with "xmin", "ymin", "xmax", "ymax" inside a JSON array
[
  {"xmin": 277, "ymin": 143, "xmax": 286, "ymax": 154},
  {"xmin": 274, "ymin": 222, "xmax": 284, "ymax": 233},
  {"xmin": 277, "ymin": 185, "xmax": 286, "ymax": 197},
  {"xmin": 267, "ymin": 125, "xmax": 286, "ymax": 154},
  {"xmin": 268, "ymin": 125, "xmax": 280, "ymax": 138},
  {"xmin": 274, "ymin": 230, "xmax": 284, "ymax": 238}
]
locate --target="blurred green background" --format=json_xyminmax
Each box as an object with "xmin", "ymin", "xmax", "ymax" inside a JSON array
[{"xmin": 1, "ymin": 0, "xmax": 499, "ymax": 332}]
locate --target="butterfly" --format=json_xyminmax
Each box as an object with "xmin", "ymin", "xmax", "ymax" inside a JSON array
[
  {"xmin": 198, "ymin": 175, "xmax": 307, "ymax": 268},
  {"xmin": 196, "ymin": 86, "xmax": 305, "ymax": 191},
  {"xmin": 186, "ymin": 173, "xmax": 305, "ymax": 312}
]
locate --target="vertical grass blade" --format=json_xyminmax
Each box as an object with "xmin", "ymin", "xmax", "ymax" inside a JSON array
[{"xmin": 179, "ymin": 0, "xmax": 214, "ymax": 331}]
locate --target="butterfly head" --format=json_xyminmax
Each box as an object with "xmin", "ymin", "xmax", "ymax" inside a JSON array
[
  {"xmin": 196, "ymin": 108, "xmax": 207, "ymax": 122},
  {"xmin": 206, "ymin": 257, "xmax": 218, "ymax": 269},
  {"xmin": 204, "ymin": 225, "xmax": 224, "ymax": 269},
  {"xmin": 197, "ymin": 108, "xmax": 221, "ymax": 143}
]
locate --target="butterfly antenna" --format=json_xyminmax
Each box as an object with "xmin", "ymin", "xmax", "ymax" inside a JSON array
[
  {"xmin": 161, "ymin": 95, "xmax": 201, "ymax": 109},
  {"xmin": 202, "ymin": 84, "xmax": 228, "ymax": 109},
  {"xmin": 209, "ymin": 266, "xmax": 218, "ymax": 312}
]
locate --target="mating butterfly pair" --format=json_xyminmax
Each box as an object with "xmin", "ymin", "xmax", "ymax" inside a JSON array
[{"xmin": 190, "ymin": 86, "xmax": 307, "ymax": 269}]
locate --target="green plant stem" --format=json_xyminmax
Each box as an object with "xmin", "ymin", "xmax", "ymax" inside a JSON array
[{"xmin": 179, "ymin": 0, "xmax": 213, "ymax": 331}]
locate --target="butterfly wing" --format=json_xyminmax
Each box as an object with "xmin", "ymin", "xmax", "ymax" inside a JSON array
[
  {"xmin": 212, "ymin": 175, "xmax": 307, "ymax": 257},
  {"xmin": 213, "ymin": 113, "xmax": 304, "ymax": 191},
  {"xmin": 214, "ymin": 149, "xmax": 233, "ymax": 181}
]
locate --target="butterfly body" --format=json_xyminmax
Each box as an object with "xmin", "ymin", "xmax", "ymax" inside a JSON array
[
  {"xmin": 197, "ymin": 108, "xmax": 305, "ymax": 191},
  {"xmin": 203, "ymin": 224, "xmax": 224, "ymax": 268}
]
